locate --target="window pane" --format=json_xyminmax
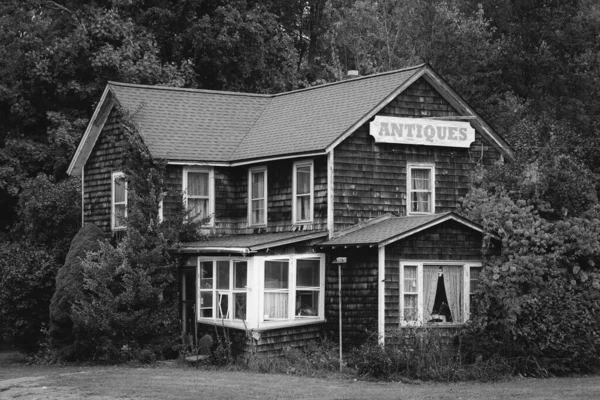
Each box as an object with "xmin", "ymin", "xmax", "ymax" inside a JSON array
[
  {"xmin": 297, "ymin": 259, "xmax": 320, "ymax": 287},
  {"xmin": 114, "ymin": 204, "xmax": 126, "ymax": 227},
  {"xmin": 114, "ymin": 177, "xmax": 126, "ymax": 202},
  {"xmin": 218, "ymin": 293, "xmax": 229, "ymax": 319},
  {"xmin": 404, "ymin": 294, "xmax": 417, "ymax": 321},
  {"xmin": 297, "ymin": 167, "xmax": 310, "ymax": 194},
  {"xmin": 296, "ymin": 290, "xmax": 318, "ymax": 317},
  {"xmin": 252, "ymin": 199, "xmax": 265, "ymax": 224},
  {"xmin": 296, "ymin": 196, "xmax": 310, "ymax": 221},
  {"xmin": 188, "ymin": 172, "xmax": 209, "ymax": 197},
  {"xmin": 189, "ymin": 198, "xmax": 208, "ymax": 220},
  {"xmin": 233, "ymin": 293, "xmax": 246, "ymax": 319},
  {"xmin": 403, "ymin": 266, "xmax": 417, "ymax": 292},
  {"xmin": 265, "ymin": 261, "xmax": 288, "ymax": 289},
  {"xmin": 411, "ymin": 192, "xmax": 430, "ymax": 213},
  {"xmin": 200, "ymin": 292, "xmax": 213, "ymax": 318},
  {"xmin": 217, "ymin": 261, "xmax": 230, "ymax": 290},
  {"xmin": 411, "ymin": 169, "xmax": 430, "ymax": 190},
  {"xmin": 264, "ymin": 293, "xmax": 288, "ymax": 319},
  {"xmin": 200, "ymin": 262, "xmax": 213, "ymax": 289},
  {"xmin": 234, "ymin": 262, "xmax": 247, "ymax": 289},
  {"xmin": 251, "ymin": 171, "xmax": 264, "ymax": 199}
]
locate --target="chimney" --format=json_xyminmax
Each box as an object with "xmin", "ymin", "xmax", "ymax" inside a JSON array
[{"xmin": 343, "ymin": 70, "xmax": 360, "ymax": 80}]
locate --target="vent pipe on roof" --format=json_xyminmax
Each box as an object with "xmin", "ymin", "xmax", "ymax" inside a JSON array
[{"xmin": 343, "ymin": 70, "xmax": 360, "ymax": 80}]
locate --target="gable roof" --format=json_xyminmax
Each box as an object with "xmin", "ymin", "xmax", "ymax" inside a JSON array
[
  {"xmin": 68, "ymin": 64, "xmax": 513, "ymax": 176},
  {"xmin": 318, "ymin": 212, "xmax": 489, "ymax": 248}
]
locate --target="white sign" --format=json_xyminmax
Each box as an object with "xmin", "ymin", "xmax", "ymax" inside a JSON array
[{"xmin": 369, "ymin": 116, "xmax": 475, "ymax": 148}]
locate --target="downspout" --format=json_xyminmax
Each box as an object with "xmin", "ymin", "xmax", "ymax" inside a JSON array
[{"xmin": 327, "ymin": 150, "xmax": 334, "ymax": 238}]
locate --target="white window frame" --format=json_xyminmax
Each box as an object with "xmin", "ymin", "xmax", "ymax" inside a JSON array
[
  {"xmin": 183, "ymin": 167, "xmax": 214, "ymax": 227},
  {"xmin": 195, "ymin": 254, "xmax": 325, "ymax": 330},
  {"xmin": 292, "ymin": 160, "xmax": 314, "ymax": 224},
  {"xmin": 399, "ymin": 261, "xmax": 481, "ymax": 326},
  {"xmin": 257, "ymin": 254, "xmax": 326, "ymax": 329},
  {"xmin": 406, "ymin": 164, "xmax": 435, "ymax": 215},
  {"xmin": 111, "ymin": 171, "xmax": 127, "ymax": 230},
  {"xmin": 197, "ymin": 258, "xmax": 249, "ymax": 327},
  {"xmin": 248, "ymin": 166, "xmax": 267, "ymax": 227}
]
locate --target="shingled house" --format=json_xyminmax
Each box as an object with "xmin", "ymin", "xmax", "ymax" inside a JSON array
[{"xmin": 68, "ymin": 64, "xmax": 512, "ymax": 358}]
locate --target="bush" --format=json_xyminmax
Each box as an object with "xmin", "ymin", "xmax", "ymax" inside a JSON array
[
  {"xmin": 459, "ymin": 167, "xmax": 600, "ymax": 375},
  {"xmin": 347, "ymin": 329, "xmax": 512, "ymax": 382},
  {"xmin": 71, "ymin": 230, "xmax": 179, "ymax": 362},
  {"xmin": 49, "ymin": 223, "xmax": 105, "ymax": 360},
  {"xmin": 0, "ymin": 243, "xmax": 58, "ymax": 353}
]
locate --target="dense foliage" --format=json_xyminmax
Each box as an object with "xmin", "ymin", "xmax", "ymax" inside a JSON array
[
  {"xmin": 49, "ymin": 223, "xmax": 105, "ymax": 359},
  {"xmin": 459, "ymin": 163, "xmax": 600, "ymax": 374}
]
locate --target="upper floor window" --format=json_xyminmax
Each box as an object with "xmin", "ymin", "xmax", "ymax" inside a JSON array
[
  {"xmin": 111, "ymin": 172, "xmax": 127, "ymax": 230},
  {"xmin": 292, "ymin": 160, "xmax": 314, "ymax": 224},
  {"xmin": 248, "ymin": 166, "xmax": 267, "ymax": 226},
  {"xmin": 183, "ymin": 167, "xmax": 214, "ymax": 226},
  {"xmin": 400, "ymin": 262, "xmax": 480, "ymax": 326},
  {"xmin": 407, "ymin": 164, "xmax": 434, "ymax": 215}
]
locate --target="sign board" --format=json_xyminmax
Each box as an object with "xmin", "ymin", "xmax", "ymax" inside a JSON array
[{"xmin": 369, "ymin": 116, "xmax": 475, "ymax": 148}]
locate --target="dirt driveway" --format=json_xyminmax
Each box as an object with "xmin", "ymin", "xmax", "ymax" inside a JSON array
[{"xmin": 2, "ymin": 351, "xmax": 600, "ymax": 400}]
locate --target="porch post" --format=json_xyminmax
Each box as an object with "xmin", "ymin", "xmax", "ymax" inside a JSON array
[{"xmin": 378, "ymin": 246, "xmax": 385, "ymax": 346}]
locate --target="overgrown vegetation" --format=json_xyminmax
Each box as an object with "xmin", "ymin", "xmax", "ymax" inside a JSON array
[
  {"xmin": 457, "ymin": 159, "xmax": 600, "ymax": 376},
  {"xmin": 66, "ymin": 108, "xmax": 205, "ymax": 362}
]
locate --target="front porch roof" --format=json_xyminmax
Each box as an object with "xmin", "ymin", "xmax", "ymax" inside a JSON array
[
  {"xmin": 172, "ymin": 230, "xmax": 329, "ymax": 254},
  {"xmin": 318, "ymin": 212, "xmax": 490, "ymax": 248}
]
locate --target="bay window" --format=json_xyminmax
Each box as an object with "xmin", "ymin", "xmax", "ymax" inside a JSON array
[
  {"xmin": 248, "ymin": 166, "xmax": 267, "ymax": 226},
  {"xmin": 292, "ymin": 160, "xmax": 314, "ymax": 224},
  {"xmin": 407, "ymin": 164, "xmax": 434, "ymax": 215},
  {"xmin": 196, "ymin": 254, "xmax": 325, "ymax": 329},
  {"xmin": 399, "ymin": 262, "xmax": 480, "ymax": 325},
  {"xmin": 111, "ymin": 172, "xmax": 127, "ymax": 230},
  {"xmin": 183, "ymin": 167, "xmax": 214, "ymax": 226}
]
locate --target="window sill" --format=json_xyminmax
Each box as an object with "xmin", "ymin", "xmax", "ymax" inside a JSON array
[
  {"xmin": 400, "ymin": 322, "xmax": 464, "ymax": 328},
  {"xmin": 197, "ymin": 318, "xmax": 326, "ymax": 331}
]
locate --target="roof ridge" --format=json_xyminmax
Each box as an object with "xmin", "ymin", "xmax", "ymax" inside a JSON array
[
  {"xmin": 272, "ymin": 64, "xmax": 426, "ymax": 97},
  {"xmin": 107, "ymin": 81, "xmax": 272, "ymax": 98}
]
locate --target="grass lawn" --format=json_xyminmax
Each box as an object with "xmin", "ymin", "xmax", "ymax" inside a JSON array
[{"xmin": 1, "ymin": 350, "xmax": 600, "ymax": 400}]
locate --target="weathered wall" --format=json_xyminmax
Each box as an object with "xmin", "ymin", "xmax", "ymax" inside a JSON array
[
  {"xmin": 83, "ymin": 109, "xmax": 124, "ymax": 236},
  {"xmin": 333, "ymin": 78, "xmax": 503, "ymax": 231}
]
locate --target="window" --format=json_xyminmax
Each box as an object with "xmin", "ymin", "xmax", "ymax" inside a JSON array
[
  {"xmin": 293, "ymin": 160, "xmax": 314, "ymax": 224},
  {"xmin": 111, "ymin": 172, "xmax": 127, "ymax": 230},
  {"xmin": 248, "ymin": 167, "xmax": 267, "ymax": 226},
  {"xmin": 183, "ymin": 167, "xmax": 214, "ymax": 226},
  {"xmin": 198, "ymin": 260, "xmax": 248, "ymax": 321},
  {"xmin": 399, "ymin": 262, "xmax": 480, "ymax": 325},
  {"xmin": 262, "ymin": 255, "xmax": 324, "ymax": 323},
  {"xmin": 195, "ymin": 254, "xmax": 325, "ymax": 330},
  {"xmin": 407, "ymin": 164, "xmax": 434, "ymax": 215}
]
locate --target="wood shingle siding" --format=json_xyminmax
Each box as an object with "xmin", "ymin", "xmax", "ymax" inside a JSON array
[
  {"xmin": 196, "ymin": 323, "xmax": 325, "ymax": 359},
  {"xmin": 325, "ymin": 249, "xmax": 379, "ymax": 348},
  {"xmin": 333, "ymin": 78, "xmax": 502, "ymax": 231},
  {"xmin": 83, "ymin": 110, "xmax": 123, "ymax": 236},
  {"xmin": 383, "ymin": 220, "xmax": 499, "ymax": 329},
  {"xmin": 162, "ymin": 156, "xmax": 328, "ymax": 235}
]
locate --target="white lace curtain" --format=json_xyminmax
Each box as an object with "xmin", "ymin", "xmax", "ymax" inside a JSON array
[
  {"xmin": 443, "ymin": 266, "xmax": 463, "ymax": 323},
  {"xmin": 423, "ymin": 266, "xmax": 439, "ymax": 321},
  {"xmin": 264, "ymin": 293, "xmax": 288, "ymax": 319}
]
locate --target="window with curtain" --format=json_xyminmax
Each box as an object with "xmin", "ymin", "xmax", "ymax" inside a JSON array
[
  {"xmin": 112, "ymin": 172, "xmax": 127, "ymax": 230},
  {"xmin": 400, "ymin": 262, "xmax": 479, "ymax": 325},
  {"xmin": 408, "ymin": 165, "xmax": 434, "ymax": 214},
  {"xmin": 184, "ymin": 168, "xmax": 213, "ymax": 225},
  {"xmin": 249, "ymin": 167, "xmax": 267, "ymax": 226},
  {"xmin": 264, "ymin": 260, "xmax": 289, "ymax": 319},
  {"xmin": 293, "ymin": 161, "xmax": 313, "ymax": 224},
  {"xmin": 198, "ymin": 260, "xmax": 248, "ymax": 321}
]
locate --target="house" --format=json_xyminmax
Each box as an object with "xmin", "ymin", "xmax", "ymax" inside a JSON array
[{"xmin": 68, "ymin": 64, "xmax": 512, "ymax": 358}]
